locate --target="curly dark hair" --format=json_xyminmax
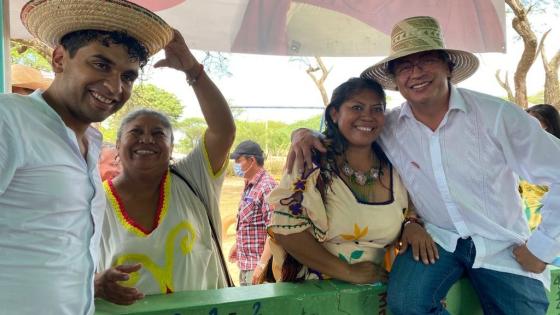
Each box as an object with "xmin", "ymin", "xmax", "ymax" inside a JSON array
[
  {"xmin": 314, "ymin": 77, "xmax": 390, "ymax": 201},
  {"xmin": 60, "ymin": 30, "xmax": 149, "ymax": 68}
]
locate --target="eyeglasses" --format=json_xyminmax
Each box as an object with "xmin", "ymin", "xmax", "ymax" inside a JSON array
[{"xmin": 393, "ymin": 57, "xmax": 443, "ymax": 76}]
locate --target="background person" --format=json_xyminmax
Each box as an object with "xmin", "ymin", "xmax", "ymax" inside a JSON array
[
  {"xmin": 0, "ymin": 0, "xmax": 172, "ymax": 313},
  {"xmin": 99, "ymin": 143, "xmax": 122, "ymax": 181},
  {"xmin": 96, "ymin": 30, "xmax": 236, "ymax": 305},
  {"xmin": 228, "ymin": 140, "xmax": 277, "ymax": 286}
]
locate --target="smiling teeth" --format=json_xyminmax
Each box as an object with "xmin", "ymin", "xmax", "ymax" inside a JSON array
[
  {"xmin": 356, "ymin": 127, "xmax": 373, "ymax": 132},
  {"xmin": 135, "ymin": 150, "xmax": 156, "ymax": 155},
  {"xmin": 91, "ymin": 92, "xmax": 113, "ymax": 104},
  {"xmin": 411, "ymin": 82, "xmax": 429, "ymax": 89}
]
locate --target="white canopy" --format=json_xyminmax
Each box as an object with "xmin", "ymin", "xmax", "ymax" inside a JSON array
[{"xmin": 9, "ymin": 0, "xmax": 505, "ymax": 57}]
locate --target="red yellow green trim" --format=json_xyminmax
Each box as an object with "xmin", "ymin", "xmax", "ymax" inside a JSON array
[{"xmin": 103, "ymin": 171, "xmax": 171, "ymax": 237}]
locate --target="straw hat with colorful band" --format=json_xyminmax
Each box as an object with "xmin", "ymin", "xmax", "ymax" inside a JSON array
[
  {"xmin": 361, "ymin": 16, "xmax": 479, "ymax": 91},
  {"xmin": 21, "ymin": 0, "xmax": 173, "ymax": 57}
]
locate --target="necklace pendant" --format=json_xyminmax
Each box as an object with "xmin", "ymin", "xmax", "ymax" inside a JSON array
[
  {"xmin": 342, "ymin": 163, "xmax": 353, "ymax": 177},
  {"xmin": 355, "ymin": 173, "xmax": 367, "ymax": 185},
  {"xmin": 370, "ymin": 168, "xmax": 379, "ymax": 179}
]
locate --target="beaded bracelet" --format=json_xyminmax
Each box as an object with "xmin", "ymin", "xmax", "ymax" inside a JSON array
[{"xmin": 187, "ymin": 63, "xmax": 204, "ymax": 86}]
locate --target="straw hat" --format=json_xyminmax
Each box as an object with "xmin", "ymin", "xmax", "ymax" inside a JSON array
[
  {"xmin": 20, "ymin": 0, "xmax": 173, "ymax": 57},
  {"xmin": 361, "ymin": 16, "xmax": 479, "ymax": 90},
  {"xmin": 11, "ymin": 64, "xmax": 52, "ymax": 91}
]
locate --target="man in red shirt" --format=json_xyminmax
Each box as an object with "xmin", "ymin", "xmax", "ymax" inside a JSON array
[{"xmin": 228, "ymin": 140, "xmax": 277, "ymax": 285}]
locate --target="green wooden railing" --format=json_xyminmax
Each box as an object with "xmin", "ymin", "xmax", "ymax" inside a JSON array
[{"xmin": 94, "ymin": 268, "xmax": 560, "ymax": 315}]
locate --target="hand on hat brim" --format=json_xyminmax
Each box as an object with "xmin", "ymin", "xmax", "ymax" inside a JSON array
[{"xmin": 153, "ymin": 29, "xmax": 197, "ymax": 73}]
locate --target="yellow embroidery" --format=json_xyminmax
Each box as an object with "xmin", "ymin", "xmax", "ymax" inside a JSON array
[
  {"xmin": 103, "ymin": 172, "xmax": 171, "ymax": 237},
  {"xmin": 341, "ymin": 224, "xmax": 369, "ymax": 241},
  {"xmin": 113, "ymin": 221, "xmax": 197, "ymax": 294}
]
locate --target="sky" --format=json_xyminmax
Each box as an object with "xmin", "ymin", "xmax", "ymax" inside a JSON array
[{"xmin": 142, "ymin": 8, "xmax": 560, "ymax": 124}]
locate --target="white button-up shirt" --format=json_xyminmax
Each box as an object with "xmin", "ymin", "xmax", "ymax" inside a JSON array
[
  {"xmin": 0, "ymin": 91, "xmax": 105, "ymax": 315},
  {"xmin": 380, "ymin": 86, "xmax": 560, "ymax": 288}
]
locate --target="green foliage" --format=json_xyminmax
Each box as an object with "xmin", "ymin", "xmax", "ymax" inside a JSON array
[
  {"xmin": 173, "ymin": 114, "xmax": 323, "ymax": 156},
  {"xmin": 10, "ymin": 44, "xmax": 51, "ymax": 71},
  {"xmin": 175, "ymin": 117, "xmax": 208, "ymax": 153},
  {"xmin": 528, "ymin": 91, "xmax": 544, "ymax": 105},
  {"xmin": 99, "ymin": 83, "xmax": 184, "ymax": 142}
]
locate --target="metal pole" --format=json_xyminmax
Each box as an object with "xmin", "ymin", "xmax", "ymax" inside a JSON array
[{"xmin": 0, "ymin": 0, "xmax": 9, "ymax": 93}]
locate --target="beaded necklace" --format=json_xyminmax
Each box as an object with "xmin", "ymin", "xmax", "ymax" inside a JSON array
[{"xmin": 340, "ymin": 157, "xmax": 381, "ymax": 186}]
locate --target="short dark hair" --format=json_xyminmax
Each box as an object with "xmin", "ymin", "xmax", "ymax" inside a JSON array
[
  {"xmin": 60, "ymin": 30, "xmax": 149, "ymax": 68},
  {"xmin": 526, "ymin": 104, "xmax": 560, "ymax": 139},
  {"xmin": 117, "ymin": 109, "xmax": 174, "ymax": 143},
  {"xmin": 243, "ymin": 154, "xmax": 264, "ymax": 167},
  {"xmin": 387, "ymin": 50, "xmax": 455, "ymax": 77}
]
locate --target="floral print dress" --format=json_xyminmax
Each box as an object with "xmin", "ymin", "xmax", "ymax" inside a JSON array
[{"xmin": 267, "ymin": 165, "xmax": 407, "ymax": 281}]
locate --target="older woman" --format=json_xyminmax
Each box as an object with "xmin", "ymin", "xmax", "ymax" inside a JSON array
[{"xmin": 95, "ymin": 31, "xmax": 235, "ymax": 305}]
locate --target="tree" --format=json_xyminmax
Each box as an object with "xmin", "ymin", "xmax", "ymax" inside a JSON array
[
  {"xmin": 175, "ymin": 117, "xmax": 208, "ymax": 153},
  {"xmin": 99, "ymin": 83, "xmax": 184, "ymax": 142},
  {"xmin": 497, "ymin": 0, "xmax": 560, "ymax": 108},
  {"xmin": 538, "ymin": 30, "xmax": 560, "ymax": 106},
  {"xmin": 291, "ymin": 56, "xmax": 331, "ymax": 107},
  {"xmin": 10, "ymin": 39, "xmax": 52, "ymax": 71}
]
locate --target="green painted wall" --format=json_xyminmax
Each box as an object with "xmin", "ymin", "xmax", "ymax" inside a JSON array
[
  {"xmin": 96, "ymin": 269, "xmax": 560, "ymax": 315},
  {"xmin": 95, "ymin": 278, "xmax": 484, "ymax": 315}
]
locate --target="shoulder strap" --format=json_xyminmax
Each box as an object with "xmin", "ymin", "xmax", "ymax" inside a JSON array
[{"xmin": 169, "ymin": 165, "xmax": 235, "ymax": 287}]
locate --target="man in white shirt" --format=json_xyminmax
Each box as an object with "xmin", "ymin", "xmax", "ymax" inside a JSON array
[
  {"xmin": 0, "ymin": 1, "xmax": 173, "ymax": 314},
  {"xmin": 289, "ymin": 16, "xmax": 559, "ymax": 314}
]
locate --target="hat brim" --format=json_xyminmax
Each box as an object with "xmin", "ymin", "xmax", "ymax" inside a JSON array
[
  {"xmin": 13, "ymin": 79, "xmax": 52, "ymax": 91},
  {"xmin": 361, "ymin": 48, "xmax": 479, "ymax": 90},
  {"xmin": 21, "ymin": 0, "xmax": 173, "ymax": 57},
  {"xmin": 229, "ymin": 152, "xmax": 241, "ymax": 160}
]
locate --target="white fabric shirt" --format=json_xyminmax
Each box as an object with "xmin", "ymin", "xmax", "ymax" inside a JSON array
[
  {"xmin": 0, "ymin": 91, "xmax": 105, "ymax": 315},
  {"xmin": 98, "ymin": 139, "xmax": 228, "ymax": 294},
  {"xmin": 380, "ymin": 86, "xmax": 560, "ymax": 288}
]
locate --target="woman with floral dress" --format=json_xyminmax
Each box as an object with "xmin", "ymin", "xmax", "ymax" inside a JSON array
[{"xmin": 266, "ymin": 78, "xmax": 434, "ymax": 283}]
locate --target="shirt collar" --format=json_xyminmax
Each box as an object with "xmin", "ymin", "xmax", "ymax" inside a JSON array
[
  {"xmin": 247, "ymin": 167, "xmax": 266, "ymax": 186},
  {"xmin": 28, "ymin": 90, "xmax": 103, "ymax": 149},
  {"xmin": 397, "ymin": 84, "xmax": 467, "ymax": 122}
]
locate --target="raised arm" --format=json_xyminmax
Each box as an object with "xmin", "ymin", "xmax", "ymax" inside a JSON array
[{"xmin": 154, "ymin": 30, "xmax": 235, "ymax": 174}]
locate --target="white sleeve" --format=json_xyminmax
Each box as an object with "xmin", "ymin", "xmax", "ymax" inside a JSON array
[{"xmin": 496, "ymin": 102, "xmax": 560, "ymax": 263}]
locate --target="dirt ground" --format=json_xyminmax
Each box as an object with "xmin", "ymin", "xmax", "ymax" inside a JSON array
[{"xmin": 218, "ymin": 176, "xmax": 245, "ymax": 286}]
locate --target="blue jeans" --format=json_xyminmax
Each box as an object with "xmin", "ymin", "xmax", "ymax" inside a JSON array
[{"xmin": 387, "ymin": 238, "xmax": 549, "ymax": 315}]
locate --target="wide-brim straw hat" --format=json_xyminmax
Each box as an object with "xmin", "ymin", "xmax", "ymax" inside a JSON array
[
  {"xmin": 11, "ymin": 64, "xmax": 52, "ymax": 90},
  {"xmin": 361, "ymin": 16, "xmax": 479, "ymax": 90},
  {"xmin": 21, "ymin": 0, "xmax": 173, "ymax": 57}
]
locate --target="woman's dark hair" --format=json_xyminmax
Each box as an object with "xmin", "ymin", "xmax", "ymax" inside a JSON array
[
  {"xmin": 526, "ymin": 104, "xmax": 560, "ymax": 139},
  {"xmin": 279, "ymin": 78, "xmax": 390, "ymax": 282},
  {"xmin": 387, "ymin": 50, "xmax": 455, "ymax": 77},
  {"xmin": 60, "ymin": 30, "xmax": 149, "ymax": 68},
  {"xmin": 323, "ymin": 77, "xmax": 386, "ymax": 155},
  {"xmin": 117, "ymin": 109, "xmax": 174, "ymax": 143}
]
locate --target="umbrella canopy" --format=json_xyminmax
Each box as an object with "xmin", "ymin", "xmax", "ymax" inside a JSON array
[{"xmin": 9, "ymin": 0, "xmax": 505, "ymax": 56}]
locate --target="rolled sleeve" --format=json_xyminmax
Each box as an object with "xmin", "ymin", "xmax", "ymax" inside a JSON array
[{"xmin": 527, "ymin": 229, "xmax": 560, "ymax": 263}]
